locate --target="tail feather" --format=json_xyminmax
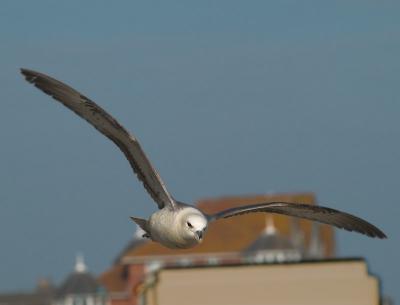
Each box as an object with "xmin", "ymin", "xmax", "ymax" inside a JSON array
[{"xmin": 130, "ymin": 217, "xmax": 151, "ymax": 238}]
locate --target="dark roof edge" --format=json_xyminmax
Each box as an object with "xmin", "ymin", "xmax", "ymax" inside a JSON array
[{"xmin": 162, "ymin": 257, "xmax": 366, "ymax": 270}]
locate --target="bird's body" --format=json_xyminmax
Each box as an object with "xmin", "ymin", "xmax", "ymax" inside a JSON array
[
  {"xmin": 20, "ymin": 68, "xmax": 387, "ymax": 249},
  {"xmin": 145, "ymin": 204, "xmax": 208, "ymax": 249}
]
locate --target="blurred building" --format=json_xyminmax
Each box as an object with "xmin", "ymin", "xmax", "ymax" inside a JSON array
[
  {"xmin": 0, "ymin": 279, "xmax": 54, "ymax": 305},
  {"xmin": 53, "ymin": 255, "xmax": 107, "ymax": 305},
  {"xmin": 143, "ymin": 258, "xmax": 379, "ymax": 305},
  {"xmin": 0, "ymin": 256, "xmax": 106, "ymax": 305}
]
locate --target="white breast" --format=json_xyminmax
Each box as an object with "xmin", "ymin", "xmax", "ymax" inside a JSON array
[{"xmin": 148, "ymin": 208, "xmax": 203, "ymax": 249}]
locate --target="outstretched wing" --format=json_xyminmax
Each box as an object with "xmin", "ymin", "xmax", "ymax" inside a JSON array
[
  {"xmin": 21, "ymin": 68, "xmax": 175, "ymax": 209},
  {"xmin": 208, "ymin": 201, "xmax": 386, "ymax": 238}
]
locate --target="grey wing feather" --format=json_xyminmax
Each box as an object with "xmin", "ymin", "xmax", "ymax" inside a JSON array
[
  {"xmin": 21, "ymin": 68, "xmax": 175, "ymax": 209},
  {"xmin": 208, "ymin": 201, "xmax": 386, "ymax": 239}
]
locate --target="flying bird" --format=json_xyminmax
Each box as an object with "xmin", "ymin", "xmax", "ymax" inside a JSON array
[{"xmin": 20, "ymin": 68, "xmax": 386, "ymax": 249}]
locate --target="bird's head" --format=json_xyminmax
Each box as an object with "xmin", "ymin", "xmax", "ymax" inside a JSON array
[{"xmin": 180, "ymin": 208, "xmax": 208, "ymax": 243}]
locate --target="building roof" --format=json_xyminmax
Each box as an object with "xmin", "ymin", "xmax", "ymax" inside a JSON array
[
  {"xmin": 100, "ymin": 192, "xmax": 335, "ymax": 293},
  {"xmin": 244, "ymin": 216, "xmax": 297, "ymax": 253},
  {"xmin": 57, "ymin": 273, "xmax": 99, "ymax": 297},
  {"xmin": 245, "ymin": 233, "xmax": 296, "ymax": 252},
  {"xmin": 57, "ymin": 256, "xmax": 100, "ymax": 297}
]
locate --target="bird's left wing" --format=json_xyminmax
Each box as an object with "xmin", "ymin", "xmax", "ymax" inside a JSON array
[
  {"xmin": 208, "ymin": 201, "xmax": 386, "ymax": 238},
  {"xmin": 21, "ymin": 68, "xmax": 175, "ymax": 209}
]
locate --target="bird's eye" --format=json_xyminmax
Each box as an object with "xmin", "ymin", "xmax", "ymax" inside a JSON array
[{"xmin": 187, "ymin": 222, "xmax": 193, "ymax": 228}]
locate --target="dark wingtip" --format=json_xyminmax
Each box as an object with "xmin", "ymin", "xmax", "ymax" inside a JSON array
[
  {"xmin": 376, "ymin": 230, "xmax": 387, "ymax": 239},
  {"xmin": 366, "ymin": 226, "xmax": 387, "ymax": 239},
  {"xmin": 20, "ymin": 68, "xmax": 30, "ymax": 76},
  {"xmin": 20, "ymin": 68, "xmax": 37, "ymax": 83}
]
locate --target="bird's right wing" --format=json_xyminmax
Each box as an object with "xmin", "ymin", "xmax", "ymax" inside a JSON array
[
  {"xmin": 208, "ymin": 201, "xmax": 386, "ymax": 238},
  {"xmin": 21, "ymin": 68, "xmax": 175, "ymax": 209}
]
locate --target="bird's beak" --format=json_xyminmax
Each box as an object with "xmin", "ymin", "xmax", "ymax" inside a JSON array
[{"xmin": 196, "ymin": 230, "xmax": 203, "ymax": 240}]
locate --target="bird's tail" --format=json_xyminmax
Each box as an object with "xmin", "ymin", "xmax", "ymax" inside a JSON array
[{"xmin": 130, "ymin": 216, "xmax": 151, "ymax": 238}]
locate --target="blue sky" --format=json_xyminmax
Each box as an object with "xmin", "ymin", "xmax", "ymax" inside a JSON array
[{"xmin": 0, "ymin": 0, "xmax": 399, "ymax": 302}]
